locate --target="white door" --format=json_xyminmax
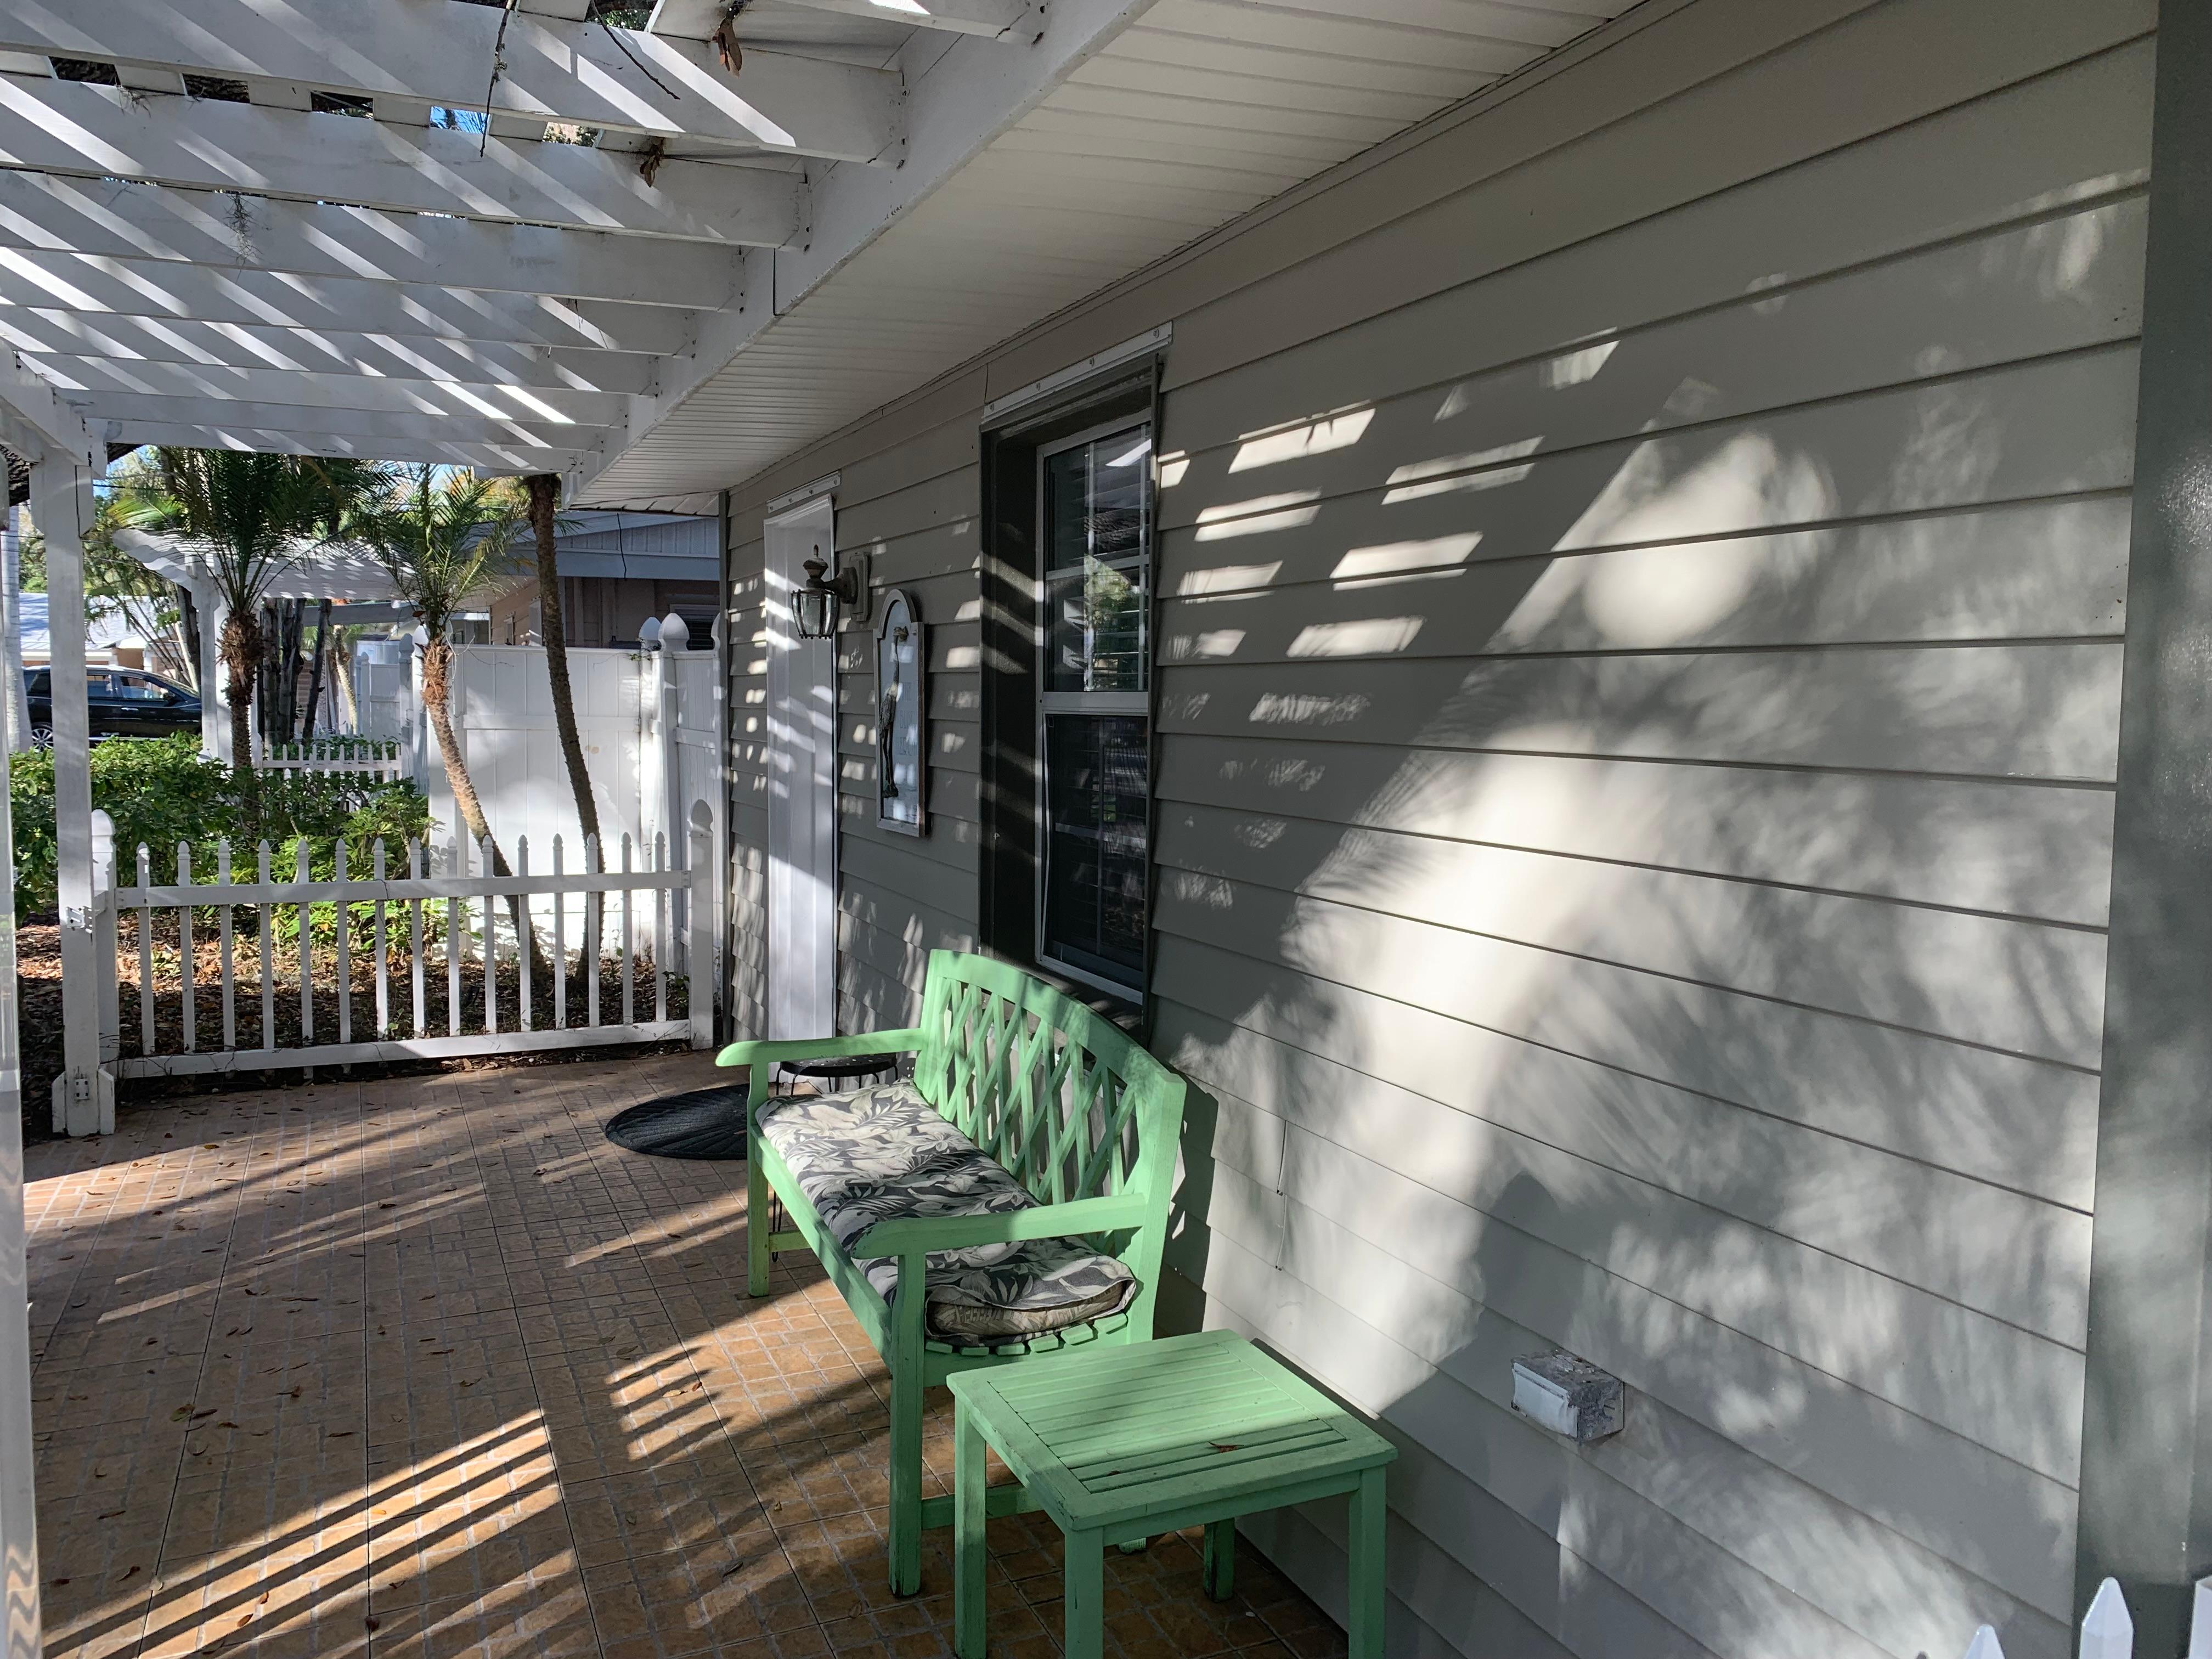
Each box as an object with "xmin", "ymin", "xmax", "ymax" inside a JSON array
[{"xmin": 764, "ymin": 495, "xmax": 839, "ymax": 1040}]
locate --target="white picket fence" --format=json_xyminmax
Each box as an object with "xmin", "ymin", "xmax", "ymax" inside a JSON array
[
  {"xmin": 89, "ymin": 826, "xmax": 708, "ymax": 1083},
  {"xmin": 253, "ymin": 735, "xmax": 408, "ymax": 782},
  {"xmin": 1967, "ymin": 1576, "xmax": 2211, "ymax": 1659}
]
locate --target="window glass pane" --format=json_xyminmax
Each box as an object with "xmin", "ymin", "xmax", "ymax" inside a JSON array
[
  {"xmin": 1042, "ymin": 713, "xmax": 1148, "ymax": 985},
  {"xmin": 1043, "ymin": 425, "xmax": 1150, "ymax": 694}
]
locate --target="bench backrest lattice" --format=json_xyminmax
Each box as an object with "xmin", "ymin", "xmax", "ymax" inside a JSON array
[{"xmin": 917, "ymin": 954, "xmax": 1176, "ymax": 1236}]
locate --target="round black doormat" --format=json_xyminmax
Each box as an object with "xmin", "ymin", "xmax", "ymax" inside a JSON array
[{"xmin": 605, "ymin": 1086, "xmax": 748, "ymax": 1160}]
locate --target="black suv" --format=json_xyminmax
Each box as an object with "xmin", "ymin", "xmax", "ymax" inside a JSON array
[{"xmin": 23, "ymin": 668, "xmax": 202, "ymax": 747}]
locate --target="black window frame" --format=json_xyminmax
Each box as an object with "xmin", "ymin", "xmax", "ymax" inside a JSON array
[{"xmin": 978, "ymin": 364, "xmax": 1162, "ymax": 1013}]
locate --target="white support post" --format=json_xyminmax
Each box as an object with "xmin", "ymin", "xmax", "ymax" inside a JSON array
[
  {"xmin": 0, "ymin": 539, "xmax": 38, "ymax": 1659},
  {"xmin": 658, "ymin": 612, "xmax": 686, "ymax": 972},
  {"xmin": 35, "ymin": 456, "xmax": 111, "ymax": 1137},
  {"xmin": 198, "ymin": 576, "xmax": 225, "ymax": 763}
]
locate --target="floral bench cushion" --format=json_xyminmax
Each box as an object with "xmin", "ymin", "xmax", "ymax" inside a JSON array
[{"xmin": 757, "ymin": 1083, "xmax": 1137, "ymax": 1342}]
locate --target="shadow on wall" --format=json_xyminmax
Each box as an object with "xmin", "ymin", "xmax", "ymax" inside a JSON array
[{"xmin": 1144, "ymin": 185, "xmax": 2138, "ymax": 1659}]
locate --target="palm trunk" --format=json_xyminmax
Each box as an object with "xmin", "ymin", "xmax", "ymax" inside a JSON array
[
  {"xmin": 220, "ymin": 605, "xmax": 261, "ymax": 831},
  {"xmin": 300, "ymin": 597, "xmax": 330, "ymax": 744},
  {"xmin": 528, "ymin": 474, "xmax": 603, "ymax": 984}
]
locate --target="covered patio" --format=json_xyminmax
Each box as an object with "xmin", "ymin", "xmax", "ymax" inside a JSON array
[{"xmin": 24, "ymin": 1051, "xmax": 1336, "ymax": 1659}]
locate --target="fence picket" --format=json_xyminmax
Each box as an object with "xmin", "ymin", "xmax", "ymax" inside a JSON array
[
  {"xmin": 586, "ymin": 835, "xmax": 601, "ymax": 1030},
  {"xmin": 177, "ymin": 842, "xmax": 195, "ymax": 1053},
  {"xmin": 1963, "ymin": 1628, "xmax": 2002, "ymax": 1659},
  {"xmin": 373, "ymin": 839, "xmax": 390, "ymax": 1039},
  {"xmin": 218, "ymin": 839, "xmax": 235, "ymax": 1050},
  {"xmin": 2081, "ymin": 1579, "xmax": 2132, "ymax": 1659},
  {"xmin": 653, "ymin": 833, "xmax": 667, "ymax": 1025},
  {"xmin": 297, "ymin": 842, "xmax": 313, "ymax": 1051},
  {"xmin": 136, "ymin": 843, "xmax": 153, "ymax": 1057},
  {"xmin": 517, "ymin": 837, "xmax": 532, "ymax": 1034},
  {"xmin": 621, "ymin": 834, "xmax": 635, "ymax": 1027},
  {"xmin": 552, "ymin": 837, "xmax": 567, "ymax": 1031},
  {"xmin": 335, "ymin": 840, "xmax": 352, "ymax": 1049},
  {"xmin": 447, "ymin": 848, "xmax": 462, "ymax": 1037},
  {"xmin": 481, "ymin": 838, "xmax": 499, "ymax": 1036},
  {"xmin": 410, "ymin": 839, "xmax": 426, "ymax": 1038},
  {"xmin": 258, "ymin": 842, "xmax": 274, "ymax": 1053}
]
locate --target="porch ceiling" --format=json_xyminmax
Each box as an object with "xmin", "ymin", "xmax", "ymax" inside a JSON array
[
  {"xmin": 22, "ymin": 1054, "xmax": 1346, "ymax": 1658},
  {"xmin": 575, "ymin": 0, "xmax": 1639, "ymax": 511}
]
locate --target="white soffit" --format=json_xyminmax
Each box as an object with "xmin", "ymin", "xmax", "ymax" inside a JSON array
[{"xmin": 576, "ymin": 0, "xmax": 1639, "ymax": 511}]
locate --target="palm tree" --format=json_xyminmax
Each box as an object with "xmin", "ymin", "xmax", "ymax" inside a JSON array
[
  {"xmin": 357, "ymin": 467, "xmax": 527, "ymax": 883},
  {"xmin": 112, "ymin": 450, "xmax": 387, "ymax": 791},
  {"xmin": 525, "ymin": 473, "xmax": 602, "ymax": 958}
]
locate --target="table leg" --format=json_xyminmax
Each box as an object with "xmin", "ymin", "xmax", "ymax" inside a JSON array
[
  {"xmin": 1203, "ymin": 1519, "xmax": 1234, "ymax": 1600},
  {"xmin": 1064, "ymin": 1528, "xmax": 1104, "ymax": 1659},
  {"xmin": 1346, "ymin": 1467, "xmax": 1387, "ymax": 1659},
  {"xmin": 955, "ymin": 1402, "xmax": 988, "ymax": 1659}
]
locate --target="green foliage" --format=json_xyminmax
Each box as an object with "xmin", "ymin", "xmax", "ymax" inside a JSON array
[
  {"xmin": 9, "ymin": 734, "xmax": 430, "ymax": 917},
  {"xmin": 353, "ymin": 467, "xmax": 528, "ymax": 637}
]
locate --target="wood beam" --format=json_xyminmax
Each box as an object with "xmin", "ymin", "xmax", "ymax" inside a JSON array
[
  {"xmin": 33, "ymin": 357, "xmax": 630, "ymax": 430},
  {"xmin": 0, "ymin": 250, "xmax": 697, "ymax": 354},
  {"xmin": 0, "ymin": 79, "xmax": 805, "ymax": 242},
  {"xmin": 651, "ymin": 0, "xmax": 1039, "ymax": 43},
  {"xmin": 0, "ymin": 174, "xmax": 746, "ymax": 310},
  {"xmin": 0, "ymin": 0, "xmax": 898, "ymax": 163},
  {"xmin": 0, "ymin": 346, "xmax": 93, "ymax": 462},
  {"xmin": 100, "ymin": 419, "xmax": 603, "ymax": 477},
  {"xmin": 0, "ymin": 311, "xmax": 655, "ymax": 395},
  {"xmin": 76, "ymin": 391, "xmax": 614, "ymax": 454}
]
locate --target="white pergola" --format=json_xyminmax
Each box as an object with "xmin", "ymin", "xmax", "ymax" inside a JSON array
[{"xmin": 0, "ymin": 0, "xmax": 1155, "ymax": 1142}]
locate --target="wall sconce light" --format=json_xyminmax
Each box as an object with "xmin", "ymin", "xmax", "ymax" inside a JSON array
[{"xmin": 794, "ymin": 552, "xmax": 867, "ymax": 641}]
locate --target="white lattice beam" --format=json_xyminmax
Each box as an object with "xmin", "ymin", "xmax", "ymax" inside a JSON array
[
  {"xmin": 0, "ymin": 312, "xmax": 656, "ymax": 395},
  {"xmin": 0, "ymin": 346, "xmax": 94, "ymax": 462},
  {"xmin": 33, "ymin": 357, "xmax": 629, "ymax": 430},
  {"xmin": 98, "ymin": 418, "xmax": 602, "ymax": 476},
  {"xmin": 0, "ymin": 0, "xmax": 898, "ymax": 162},
  {"xmin": 0, "ymin": 251, "xmax": 697, "ymax": 354},
  {"xmin": 648, "ymin": 0, "xmax": 1037, "ymax": 43},
  {"xmin": 0, "ymin": 78, "xmax": 804, "ymax": 242},
  {"xmin": 80, "ymin": 390, "xmax": 613, "ymax": 453},
  {"xmin": 0, "ymin": 174, "xmax": 746, "ymax": 310}
]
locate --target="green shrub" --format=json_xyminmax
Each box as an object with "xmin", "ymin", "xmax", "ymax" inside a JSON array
[{"xmin": 8, "ymin": 735, "xmax": 432, "ymax": 916}]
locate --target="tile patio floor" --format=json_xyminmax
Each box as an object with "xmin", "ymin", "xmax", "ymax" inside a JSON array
[{"xmin": 23, "ymin": 1053, "xmax": 1348, "ymax": 1659}]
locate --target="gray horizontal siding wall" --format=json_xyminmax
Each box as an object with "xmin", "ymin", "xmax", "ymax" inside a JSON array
[{"xmin": 715, "ymin": 1, "xmax": 2151, "ymax": 1654}]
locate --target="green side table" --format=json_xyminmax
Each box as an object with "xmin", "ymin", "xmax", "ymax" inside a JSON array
[{"xmin": 949, "ymin": 1328, "xmax": 1397, "ymax": 1659}]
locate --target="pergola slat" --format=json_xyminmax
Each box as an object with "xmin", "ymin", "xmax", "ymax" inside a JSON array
[
  {"xmin": 0, "ymin": 174, "xmax": 747, "ymax": 311},
  {"xmin": 0, "ymin": 252, "xmax": 698, "ymax": 355},
  {"xmin": 0, "ymin": 313, "xmax": 656, "ymax": 395},
  {"xmin": 0, "ymin": 79, "xmax": 805, "ymax": 243},
  {"xmin": 80, "ymin": 390, "xmax": 616, "ymax": 453},
  {"xmin": 97, "ymin": 418, "xmax": 602, "ymax": 475},
  {"xmin": 0, "ymin": 0, "xmax": 898, "ymax": 162},
  {"xmin": 31, "ymin": 358, "xmax": 629, "ymax": 430}
]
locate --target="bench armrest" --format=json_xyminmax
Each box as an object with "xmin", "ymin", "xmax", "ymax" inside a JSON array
[
  {"xmin": 716, "ymin": 1029, "xmax": 927, "ymax": 1072},
  {"xmin": 850, "ymin": 1192, "xmax": 1152, "ymax": 1259}
]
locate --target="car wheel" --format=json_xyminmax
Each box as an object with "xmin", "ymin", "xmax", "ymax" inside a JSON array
[{"xmin": 29, "ymin": 724, "xmax": 53, "ymax": 751}]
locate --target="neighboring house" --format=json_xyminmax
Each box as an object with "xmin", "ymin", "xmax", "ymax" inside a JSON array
[
  {"xmin": 631, "ymin": 8, "xmax": 2163, "ymax": 1659},
  {"xmin": 15, "ymin": 591, "xmax": 156, "ymax": 672},
  {"xmin": 487, "ymin": 510, "xmax": 720, "ymax": 649}
]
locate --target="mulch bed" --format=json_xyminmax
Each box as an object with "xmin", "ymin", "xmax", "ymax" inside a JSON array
[{"xmin": 15, "ymin": 918, "xmax": 697, "ymax": 1146}]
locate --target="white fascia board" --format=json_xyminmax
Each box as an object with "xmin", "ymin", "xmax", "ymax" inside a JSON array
[
  {"xmin": 0, "ymin": 310, "xmax": 657, "ymax": 396},
  {"xmin": 29, "ymin": 357, "xmax": 630, "ymax": 430},
  {"xmin": 0, "ymin": 250, "xmax": 697, "ymax": 355},
  {"xmin": 71, "ymin": 390, "xmax": 617, "ymax": 455},
  {"xmin": 0, "ymin": 348, "xmax": 95, "ymax": 462},
  {"xmin": 0, "ymin": 174, "xmax": 746, "ymax": 311},
  {"xmin": 98, "ymin": 419, "xmax": 603, "ymax": 477},
  {"xmin": 650, "ymin": 0, "xmax": 1038, "ymax": 43},
  {"xmin": 2, "ymin": 0, "xmax": 899, "ymax": 164},
  {"xmin": 0, "ymin": 78, "xmax": 805, "ymax": 244},
  {"xmin": 575, "ymin": 0, "xmax": 1155, "ymax": 500}
]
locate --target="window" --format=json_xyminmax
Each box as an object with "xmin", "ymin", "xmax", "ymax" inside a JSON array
[
  {"xmin": 109, "ymin": 674, "xmax": 172, "ymax": 702},
  {"xmin": 1035, "ymin": 420, "xmax": 1153, "ymax": 996}
]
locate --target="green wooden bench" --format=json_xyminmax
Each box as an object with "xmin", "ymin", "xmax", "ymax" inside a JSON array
[
  {"xmin": 716, "ymin": 950, "xmax": 1190, "ymax": 1595},
  {"xmin": 949, "ymin": 1329, "xmax": 1397, "ymax": 1659}
]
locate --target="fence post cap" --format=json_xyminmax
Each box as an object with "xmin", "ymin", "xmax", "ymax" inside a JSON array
[{"xmin": 659, "ymin": 612, "xmax": 690, "ymax": 652}]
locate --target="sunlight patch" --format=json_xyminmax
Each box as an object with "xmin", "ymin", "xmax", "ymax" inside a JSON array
[
  {"xmin": 1229, "ymin": 408, "xmax": 1375, "ymax": 473},
  {"xmin": 1331, "ymin": 534, "xmax": 1479, "ymax": 581},
  {"xmin": 1542, "ymin": 339, "xmax": 1618, "ymax": 390},
  {"xmin": 1194, "ymin": 492, "xmax": 1322, "ymax": 541},
  {"xmin": 1288, "ymin": 618, "xmax": 1423, "ymax": 658},
  {"xmin": 1383, "ymin": 439, "xmax": 1541, "ymax": 504},
  {"xmin": 1176, "ymin": 561, "xmax": 1281, "ymax": 596},
  {"xmin": 1249, "ymin": 691, "xmax": 1370, "ymax": 726}
]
